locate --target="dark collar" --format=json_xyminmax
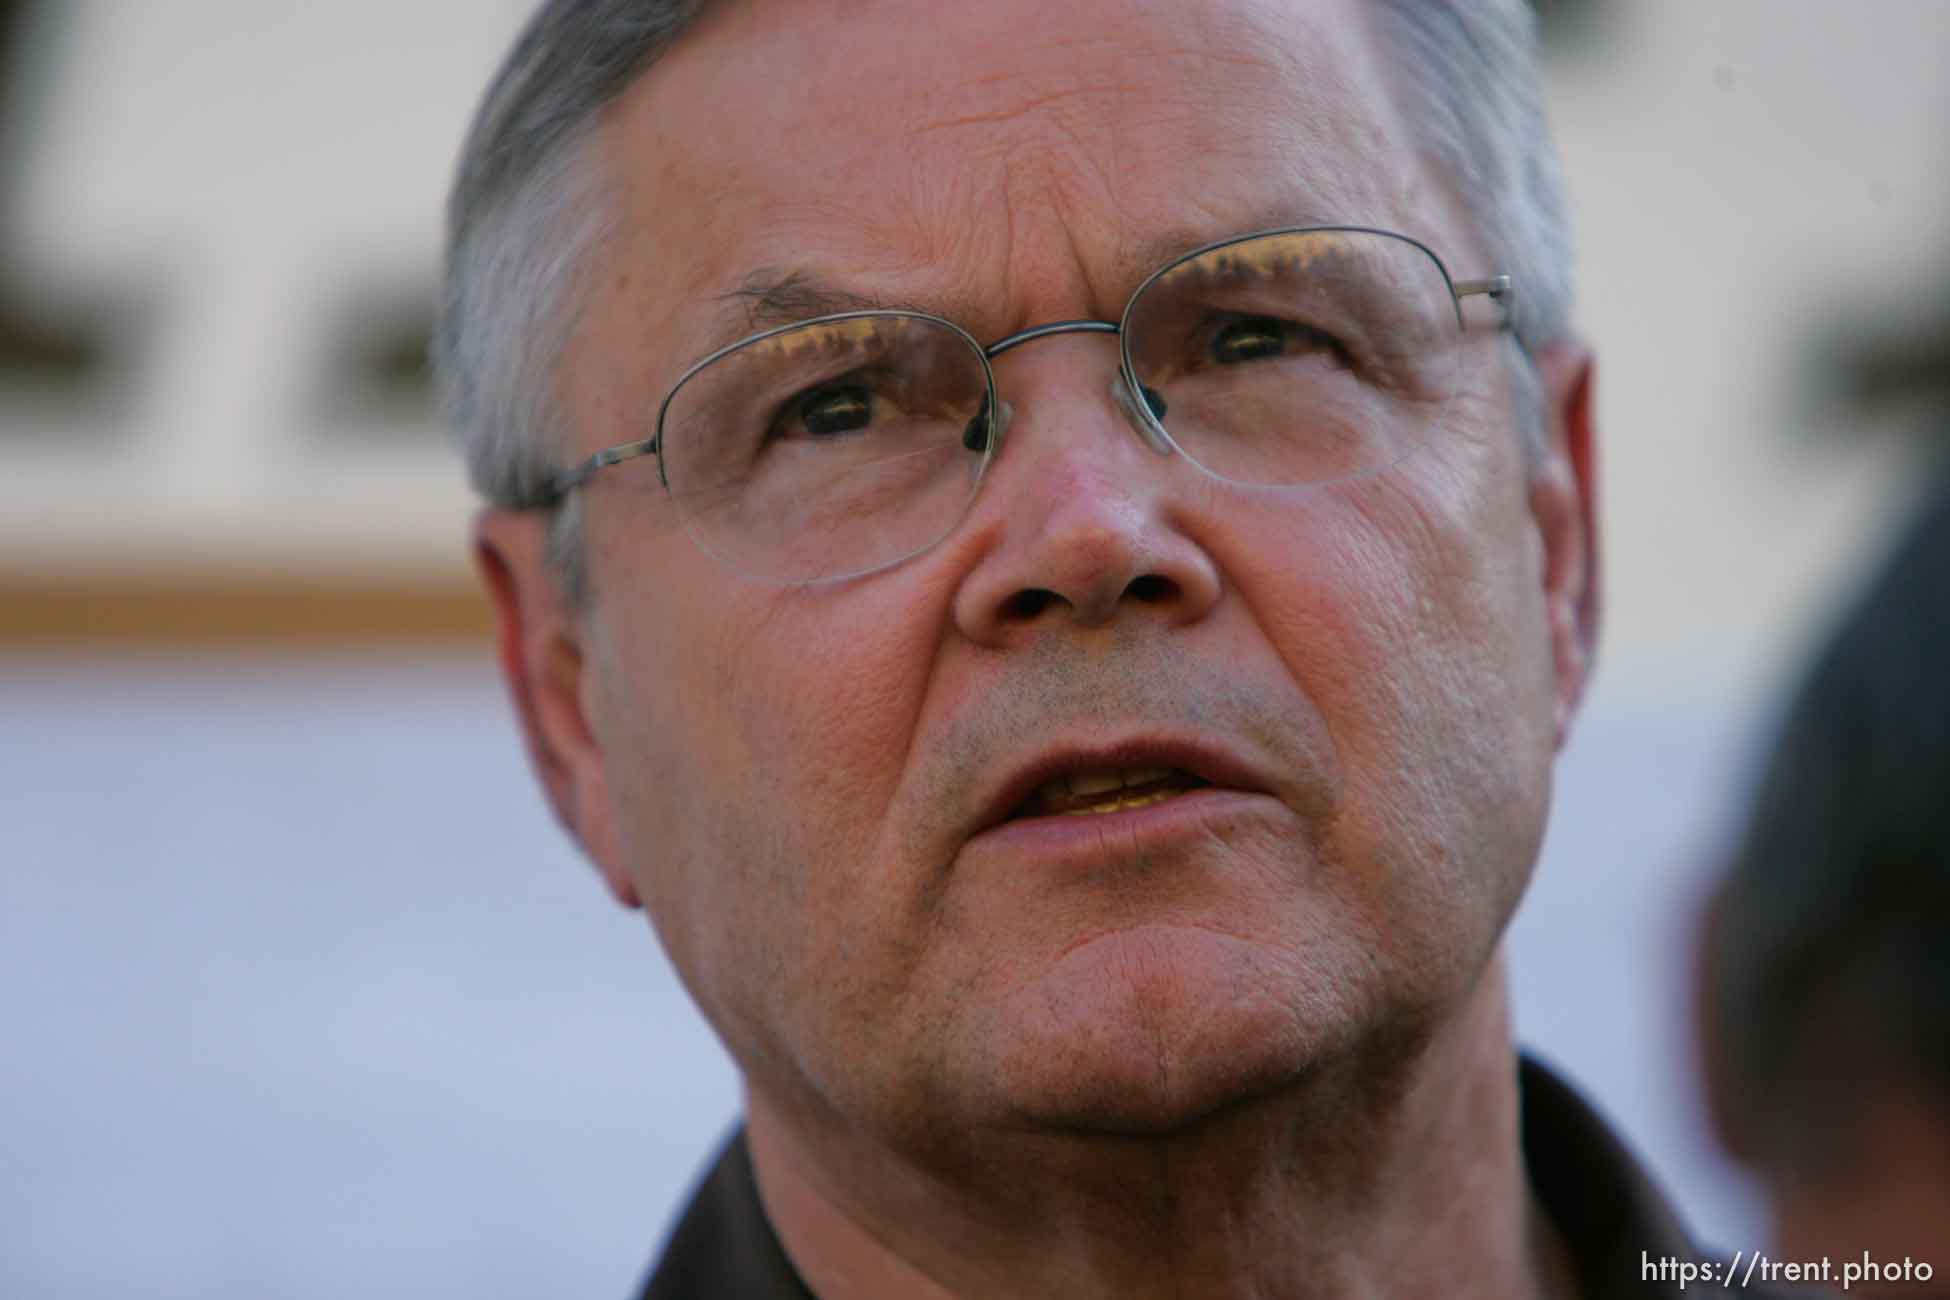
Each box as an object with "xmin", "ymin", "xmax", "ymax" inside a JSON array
[
  {"xmin": 640, "ymin": 1056, "xmax": 1777, "ymax": 1299},
  {"xmin": 639, "ymin": 1124, "xmax": 815, "ymax": 1300},
  {"xmin": 1518, "ymin": 1056, "xmax": 1748, "ymax": 1298}
]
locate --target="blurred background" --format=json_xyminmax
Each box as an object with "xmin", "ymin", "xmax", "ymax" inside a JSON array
[{"xmin": 3, "ymin": 2, "xmax": 1947, "ymax": 1295}]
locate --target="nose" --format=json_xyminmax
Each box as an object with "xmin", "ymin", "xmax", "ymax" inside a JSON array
[{"xmin": 950, "ymin": 340, "xmax": 1223, "ymax": 646}]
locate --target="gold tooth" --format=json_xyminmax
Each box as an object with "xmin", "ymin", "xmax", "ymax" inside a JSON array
[{"xmin": 1057, "ymin": 788, "xmax": 1183, "ymax": 816}]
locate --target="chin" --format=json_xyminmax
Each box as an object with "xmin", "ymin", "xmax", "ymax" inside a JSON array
[
  {"xmin": 1003, "ymin": 1042, "xmax": 1308, "ymax": 1138},
  {"xmin": 962, "ymin": 924, "xmax": 1370, "ymax": 1136}
]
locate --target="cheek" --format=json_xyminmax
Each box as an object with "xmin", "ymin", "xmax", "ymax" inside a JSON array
[
  {"xmin": 585, "ymin": 564, "xmax": 949, "ymax": 1042},
  {"xmin": 1228, "ymin": 447, "xmax": 1556, "ymax": 962}
]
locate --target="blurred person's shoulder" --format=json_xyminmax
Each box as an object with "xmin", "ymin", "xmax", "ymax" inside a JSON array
[{"xmin": 1523, "ymin": 1057, "xmax": 1833, "ymax": 1299}]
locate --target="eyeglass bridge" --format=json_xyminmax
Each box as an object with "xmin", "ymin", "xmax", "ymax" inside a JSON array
[{"xmin": 957, "ymin": 318, "xmax": 1171, "ymax": 455}]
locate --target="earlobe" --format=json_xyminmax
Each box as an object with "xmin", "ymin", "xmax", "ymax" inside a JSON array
[
  {"xmin": 1527, "ymin": 343, "xmax": 1602, "ymax": 748},
  {"xmin": 474, "ymin": 508, "xmax": 641, "ymax": 909}
]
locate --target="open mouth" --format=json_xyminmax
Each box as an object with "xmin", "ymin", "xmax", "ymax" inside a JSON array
[{"xmin": 1015, "ymin": 767, "xmax": 1212, "ymax": 818}]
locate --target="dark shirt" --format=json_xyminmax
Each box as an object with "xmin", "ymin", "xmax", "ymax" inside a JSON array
[{"xmin": 640, "ymin": 1057, "xmax": 1811, "ymax": 1298}]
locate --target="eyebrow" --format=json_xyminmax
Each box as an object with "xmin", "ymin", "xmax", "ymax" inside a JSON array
[
  {"xmin": 1113, "ymin": 207, "xmax": 1342, "ymax": 287},
  {"xmin": 714, "ymin": 269, "xmax": 992, "ymax": 342},
  {"xmin": 709, "ymin": 209, "xmax": 1348, "ymax": 344},
  {"xmin": 717, "ymin": 270, "xmax": 879, "ymax": 331}
]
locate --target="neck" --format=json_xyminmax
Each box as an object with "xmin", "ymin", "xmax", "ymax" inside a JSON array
[{"xmin": 744, "ymin": 950, "xmax": 1579, "ymax": 1300}]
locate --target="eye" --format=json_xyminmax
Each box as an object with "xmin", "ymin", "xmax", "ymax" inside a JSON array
[
  {"xmin": 782, "ymin": 381, "xmax": 875, "ymax": 438},
  {"xmin": 1209, "ymin": 315, "xmax": 1344, "ymax": 366}
]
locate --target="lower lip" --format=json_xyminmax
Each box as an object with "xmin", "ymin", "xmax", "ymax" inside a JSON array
[{"xmin": 966, "ymin": 787, "xmax": 1285, "ymax": 866}]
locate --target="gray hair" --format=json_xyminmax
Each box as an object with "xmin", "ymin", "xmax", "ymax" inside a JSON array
[
  {"xmin": 435, "ymin": 1, "xmax": 709, "ymax": 595},
  {"xmin": 435, "ymin": 0, "xmax": 1572, "ymax": 595},
  {"xmin": 1372, "ymin": 0, "xmax": 1573, "ymax": 456}
]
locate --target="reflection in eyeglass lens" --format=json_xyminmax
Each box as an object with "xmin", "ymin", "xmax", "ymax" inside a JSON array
[
  {"xmin": 661, "ymin": 314, "xmax": 991, "ymax": 580},
  {"xmin": 1124, "ymin": 229, "xmax": 1463, "ymax": 487}
]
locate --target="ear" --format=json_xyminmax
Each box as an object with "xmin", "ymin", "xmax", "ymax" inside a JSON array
[
  {"xmin": 473, "ymin": 508, "xmax": 640, "ymax": 909},
  {"xmin": 1527, "ymin": 342, "xmax": 1601, "ymax": 748}
]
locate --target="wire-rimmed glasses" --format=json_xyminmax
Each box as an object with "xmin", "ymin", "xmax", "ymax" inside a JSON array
[{"xmin": 543, "ymin": 225, "xmax": 1513, "ymax": 584}]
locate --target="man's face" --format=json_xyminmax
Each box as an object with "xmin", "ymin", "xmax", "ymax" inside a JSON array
[{"xmin": 518, "ymin": 0, "xmax": 1592, "ymax": 1146}]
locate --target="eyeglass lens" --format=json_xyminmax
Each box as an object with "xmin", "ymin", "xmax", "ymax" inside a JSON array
[
  {"xmin": 657, "ymin": 229, "xmax": 1464, "ymax": 583},
  {"xmin": 1123, "ymin": 228, "xmax": 1462, "ymax": 487},
  {"xmin": 659, "ymin": 313, "xmax": 992, "ymax": 583}
]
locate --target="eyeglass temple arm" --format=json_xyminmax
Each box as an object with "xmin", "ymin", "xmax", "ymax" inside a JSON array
[
  {"xmin": 1454, "ymin": 275, "xmax": 1516, "ymax": 330},
  {"xmin": 544, "ymin": 435, "xmax": 662, "ymax": 501}
]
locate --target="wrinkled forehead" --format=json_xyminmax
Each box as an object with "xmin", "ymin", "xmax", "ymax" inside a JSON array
[{"xmin": 592, "ymin": 0, "xmax": 1451, "ymax": 345}]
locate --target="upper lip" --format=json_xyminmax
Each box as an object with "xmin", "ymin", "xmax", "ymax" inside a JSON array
[{"xmin": 971, "ymin": 734, "xmax": 1276, "ymax": 834}]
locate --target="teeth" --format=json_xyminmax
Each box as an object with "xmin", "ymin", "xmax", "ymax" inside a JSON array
[
  {"xmin": 1058, "ymin": 788, "xmax": 1184, "ymax": 816},
  {"xmin": 1031, "ymin": 767, "xmax": 1189, "ymax": 812},
  {"xmin": 1067, "ymin": 771, "xmax": 1125, "ymax": 797}
]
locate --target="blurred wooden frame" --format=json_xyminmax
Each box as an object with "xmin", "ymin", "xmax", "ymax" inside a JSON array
[{"xmin": 0, "ymin": 574, "xmax": 493, "ymax": 648}]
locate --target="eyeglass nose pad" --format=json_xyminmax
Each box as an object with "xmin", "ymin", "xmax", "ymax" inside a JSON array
[
  {"xmin": 1110, "ymin": 372, "xmax": 1175, "ymax": 455},
  {"xmin": 962, "ymin": 397, "xmax": 1015, "ymax": 453}
]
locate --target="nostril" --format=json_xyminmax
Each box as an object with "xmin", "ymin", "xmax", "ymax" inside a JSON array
[
  {"xmin": 997, "ymin": 576, "xmax": 1176, "ymax": 624},
  {"xmin": 1003, "ymin": 588, "xmax": 1060, "ymax": 621}
]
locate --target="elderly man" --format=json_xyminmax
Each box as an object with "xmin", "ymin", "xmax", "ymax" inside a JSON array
[{"xmin": 437, "ymin": 2, "xmax": 1754, "ymax": 1297}]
